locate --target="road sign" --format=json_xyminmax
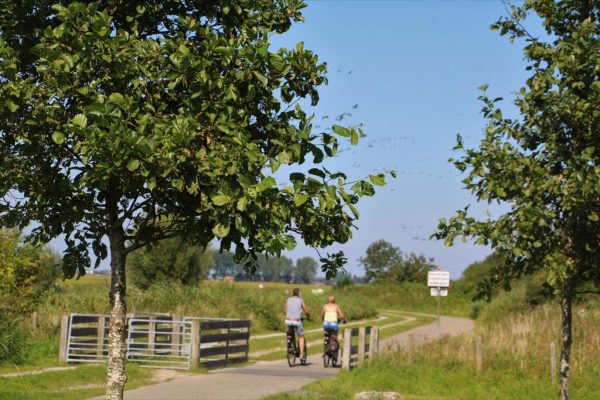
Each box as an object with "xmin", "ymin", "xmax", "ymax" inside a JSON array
[
  {"xmin": 427, "ymin": 270, "xmax": 450, "ymax": 288},
  {"xmin": 430, "ymin": 287, "xmax": 448, "ymax": 297}
]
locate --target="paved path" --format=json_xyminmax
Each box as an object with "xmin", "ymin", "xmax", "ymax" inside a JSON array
[{"xmin": 88, "ymin": 312, "xmax": 474, "ymax": 400}]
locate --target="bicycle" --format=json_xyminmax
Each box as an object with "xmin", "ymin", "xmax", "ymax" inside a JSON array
[
  {"xmin": 322, "ymin": 329, "xmax": 339, "ymax": 367},
  {"xmin": 286, "ymin": 322, "xmax": 307, "ymax": 367}
]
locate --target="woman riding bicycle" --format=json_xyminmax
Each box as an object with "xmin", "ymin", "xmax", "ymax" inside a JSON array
[{"xmin": 321, "ymin": 295, "xmax": 346, "ymax": 332}]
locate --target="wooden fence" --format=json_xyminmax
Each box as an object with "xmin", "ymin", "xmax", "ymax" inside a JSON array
[
  {"xmin": 341, "ymin": 326, "xmax": 379, "ymax": 370},
  {"xmin": 59, "ymin": 313, "xmax": 250, "ymax": 370}
]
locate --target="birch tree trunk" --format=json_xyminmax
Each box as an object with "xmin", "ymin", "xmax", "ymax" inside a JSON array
[
  {"xmin": 106, "ymin": 223, "xmax": 128, "ymax": 400},
  {"xmin": 559, "ymin": 288, "xmax": 573, "ymax": 400}
]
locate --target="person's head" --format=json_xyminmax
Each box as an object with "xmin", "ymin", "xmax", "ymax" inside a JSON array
[
  {"xmin": 292, "ymin": 288, "xmax": 300, "ymax": 296},
  {"xmin": 328, "ymin": 295, "xmax": 336, "ymax": 304}
]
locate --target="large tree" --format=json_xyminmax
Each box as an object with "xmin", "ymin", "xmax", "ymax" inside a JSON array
[
  {"xmin": 295, "ymin": 256, "xmax": 317, "ymax": 283},
  {"xmin": 359, "ymin": 239, "xmax": 402, "ymax": 283},
  {"xmin": 435, "ymin": 1, "xmax": 600, "ymax": 399},
  {"xmin": 0, "ymin": 1, "xmax": 386, "ymax": 398}
]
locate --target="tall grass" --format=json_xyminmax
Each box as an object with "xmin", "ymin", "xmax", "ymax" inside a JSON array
[
  {"xmin": 279, "ymin": 301, "xmax": 600, "ymax": 400},
  {"xmin": 335, "ymin": 281, "xmax": 473, "ymax": 317},
  {"xmin": 34, "ymin": 277, "xmax": 378, "ymax": 336}
]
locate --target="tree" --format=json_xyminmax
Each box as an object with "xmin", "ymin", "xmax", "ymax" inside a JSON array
[
  {"xmin": 0, "ymin": 2, "xmax": 387, "ymax": 398},
  {"xmin": 460, "ymin": 252, "xmax": 506, "ymax": 302},
  {"xmin": 126, "ymin": 237, "xmax": 213, "ymax": 289},
  {"xmin": 256, "ymin": 253, "xmax": 293, "ymax": 282},
  {"xmin": 359, "ymin": 239, "xmax": 402, "ymax": 283},
  {"xmin": 295, "ymin": 256, "xmax": 317, "ymax": 283},
  {"xmin": 435, "ymin": 2, "xmax": 600, "ymax": 398},
  {"xmin": 359, "ymin": 240, "xmax": 435, "ymax": 284},
  {"xmin": 385, "ymin": 252, "xmax": 436, "ymax": 284}
]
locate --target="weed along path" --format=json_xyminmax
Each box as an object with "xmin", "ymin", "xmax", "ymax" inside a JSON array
[{"xmin": 86, "ymin": 311, "xmax": 473, "ymax": 400}]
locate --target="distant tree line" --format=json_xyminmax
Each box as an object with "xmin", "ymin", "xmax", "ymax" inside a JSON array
[{"xmin": 126, "ymin": 239, "xmax": 320, "ymax": 288}]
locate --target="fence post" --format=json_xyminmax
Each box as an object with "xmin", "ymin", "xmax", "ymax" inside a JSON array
[
  {"xmin": 550, "ymin": 342, "xmax": 557, "ymax": 385},
  {"xmin": 97, "ymin": 316, "xmax": 106, "ymax": 357},
  {"xmin": 368, "ymin": 326, "xmax": 379, "ymax": 360},
  {"xmin": 358, "ymin": 327, "xmax": 366, "ymax": 365},
  {"xmin": 407, "ymin": 333, "xmax": 415, "ymax": 364},
  {"xmin": 171, "ymin": 315, "xmax": 181, "ymax": 355},
  {"xmin": 190, "ymin": 319, "xmax": 201, "ymax": 369},
  {"xmin": 58, "ymin": 315, "xmax": 69, "ymax": 362},
  {"xmin": 341, "ymin": 328, "xmax": 352, "ymax": 370},
  {"xmin": 476, "ymin": 335, "xmax": 482, "ymax": 373}
]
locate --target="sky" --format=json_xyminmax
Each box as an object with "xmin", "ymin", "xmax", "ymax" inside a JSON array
[
  {"xmin": 46, "ymin": 0, "xmax": 534, "ymax": 280},
  {"xmin": 265, "ymin": 0, "xmax": 532, "ymax": 279}
]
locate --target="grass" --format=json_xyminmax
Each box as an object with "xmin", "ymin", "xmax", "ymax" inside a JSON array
[
  {"xmin": 3, "ymin": 278, "xmax": 460, "ymax": 399},
  {"xmin": 264, "ymin": 295, "xmax": 600, "ymax": 400},
  {"xmin": 0, "ymin": 363, "xmax": 155, "ymax": 400}
]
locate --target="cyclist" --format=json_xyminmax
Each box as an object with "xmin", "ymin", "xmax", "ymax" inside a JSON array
[
  {"xmin": 285, "ymin": 287, "xmax": 311, "ymax": 363},
  {"xmin": 321, "ymin": 295, "xmax": 346, "ymax": 332}
]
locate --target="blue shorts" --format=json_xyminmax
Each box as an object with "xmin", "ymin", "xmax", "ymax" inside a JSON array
[
  {"xmin": 323, "ymin": 321, "xmax": 339, "ymax": 332},
  {"xmin": 285, "ymin": 320, "xmax": 304, "ymax": 335}
]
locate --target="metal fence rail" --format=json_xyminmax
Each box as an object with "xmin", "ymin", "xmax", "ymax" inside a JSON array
[
  {"xmin": 66, "ymin": 314, "xmax": 110, "ymax": 363},
  {"xmin": 126, "ymin": 316, "xmax": 192, "ymax": 370},
  {"xmin": 60, "ymin": 313, "xmax": 251, "ymax": 370}
]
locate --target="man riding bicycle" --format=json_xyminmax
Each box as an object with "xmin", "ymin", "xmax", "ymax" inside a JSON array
[{"xmin": 285, "ymin": 288, "xmax": 311, "ymax": 363}]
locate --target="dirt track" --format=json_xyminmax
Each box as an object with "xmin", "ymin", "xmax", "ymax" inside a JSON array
[{"xmin": 87, "ymin": 311, "xmax": 474, "ymax": 400}]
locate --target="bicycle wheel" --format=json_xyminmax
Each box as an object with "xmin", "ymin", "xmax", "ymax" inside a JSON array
[
  {"xmin": 287, "ymin": 339, "xmax": 297, "ymax": 367},
  {"xmin": 323, "ymin": 352, "xmax": 330, "ymax": 367},
  {"xmin": 331, "ymin": 355, "xmax": 338, "ymax": 367},
  {"xmin": 300, "ymin": 343, "xmax": 308, "ymax": 365}
]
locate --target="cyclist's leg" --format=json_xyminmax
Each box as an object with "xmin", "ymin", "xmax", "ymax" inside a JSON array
[{"xmin": 296, "ymin": 323, "xmax": 305, "ymax": 358}]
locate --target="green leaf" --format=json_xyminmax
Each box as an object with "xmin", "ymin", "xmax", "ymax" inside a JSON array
[
  {"xmin": 212, "ymin": 223, "xmax": 230, "ymax": 237},
  {"xmin": 127, "ymin": 159, "xmax": 140, "ymax": 171},
  {"xmin": 369, "ymin": 174, "xmax": 385, "ymax": 186},
  {"xmin": 212, "ymin": 194, "xmax": 231, "ymax": 206},
  {"xmin": 294, "ymin": 193, "xmax": 309, "ymax": 206},
  {"xmin": 71, "ymin": 114, "xmax": 88, "ymax": 128},
  {"xmin": 308, "ymin": 168, "xmax": 326, "ymax": 179},
  {"xmin": 349, "ymin": 204, "xmax": 360, "ymax": 219},
  {"xmin": 332, "ymin": 125, "xmax": 351, "ymax": 137},
  {"xmin": 246, "ymin": 84, "xmax": 256, "ymax": 101},
  {"xmin": 350, "ymin": 130, "xmax": 359, "ymax": 145},
  {"xmin": 589, "ymin": 212, "xmax": 599, "ymax": 222},
  {"xmin": 253, "ymin": 71, "xmax": 268, "ymax": 86},
  {"xmin": 7, "ymin": 100, "xmax": 19, "ymax": 113},
  {"xmin": 108, "ymin": 92, "xmax": 127, "ymax": 107},
  {"xmin": 237, "ymin": 197, "xmax": 248, "ymax": 211},
  {"xmin": 52, "ymin": 132, "xmax": 65, "ymax": 144}
]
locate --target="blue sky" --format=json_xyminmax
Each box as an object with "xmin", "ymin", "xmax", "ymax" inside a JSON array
[{"xmin": 267, "ymin": 0, "xmax": 532, "ymax": 278}]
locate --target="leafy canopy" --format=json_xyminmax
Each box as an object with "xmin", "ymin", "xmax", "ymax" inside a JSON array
[{"xmin": 0, "ymin": 0, "xmax": 388, "ymax": 278}]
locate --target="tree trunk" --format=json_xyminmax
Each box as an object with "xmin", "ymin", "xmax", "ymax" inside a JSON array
[
  {"xmin": 106, "ymin": 225, "xmax": 128, "ymax": 400},
  {"xmin": 559, "ymin": 287, "xmax": 573, "ymax": 400}
]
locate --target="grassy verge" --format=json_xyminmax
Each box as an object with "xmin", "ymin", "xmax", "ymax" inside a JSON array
[
  {"xmin": 265, "ymin": 356, "xmax": 600, "ymax": 400},
  {"xmin": 264, "ymin": 302, "xmax": 600, "ymax": 400},
  {"xmin": 0, "ymin": 363, "xmax": 156, "ymax": 400}
]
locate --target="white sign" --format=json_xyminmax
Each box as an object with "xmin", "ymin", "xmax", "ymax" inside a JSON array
[
  {"xmin": 427, "ymin": 270, "xmax": 450, "ymax": 288},
  {"xmin": 430, "ymin": 287, "xmax": 448, "ymax": 297}
]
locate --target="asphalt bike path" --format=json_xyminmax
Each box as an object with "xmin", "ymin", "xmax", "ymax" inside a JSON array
[{"xmin": 87, "ymin": 311, "xmax": 474, "ymax": 400}]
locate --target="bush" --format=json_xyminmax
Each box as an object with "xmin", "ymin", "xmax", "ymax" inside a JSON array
[{"xmin": 0, "ymin": 306, "xmax": 30, "ymax": 364}]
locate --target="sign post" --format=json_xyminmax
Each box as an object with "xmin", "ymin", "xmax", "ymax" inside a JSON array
[{"xmin": 427, "ymin": 270, "xmax": 450, "ymax": 336}]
